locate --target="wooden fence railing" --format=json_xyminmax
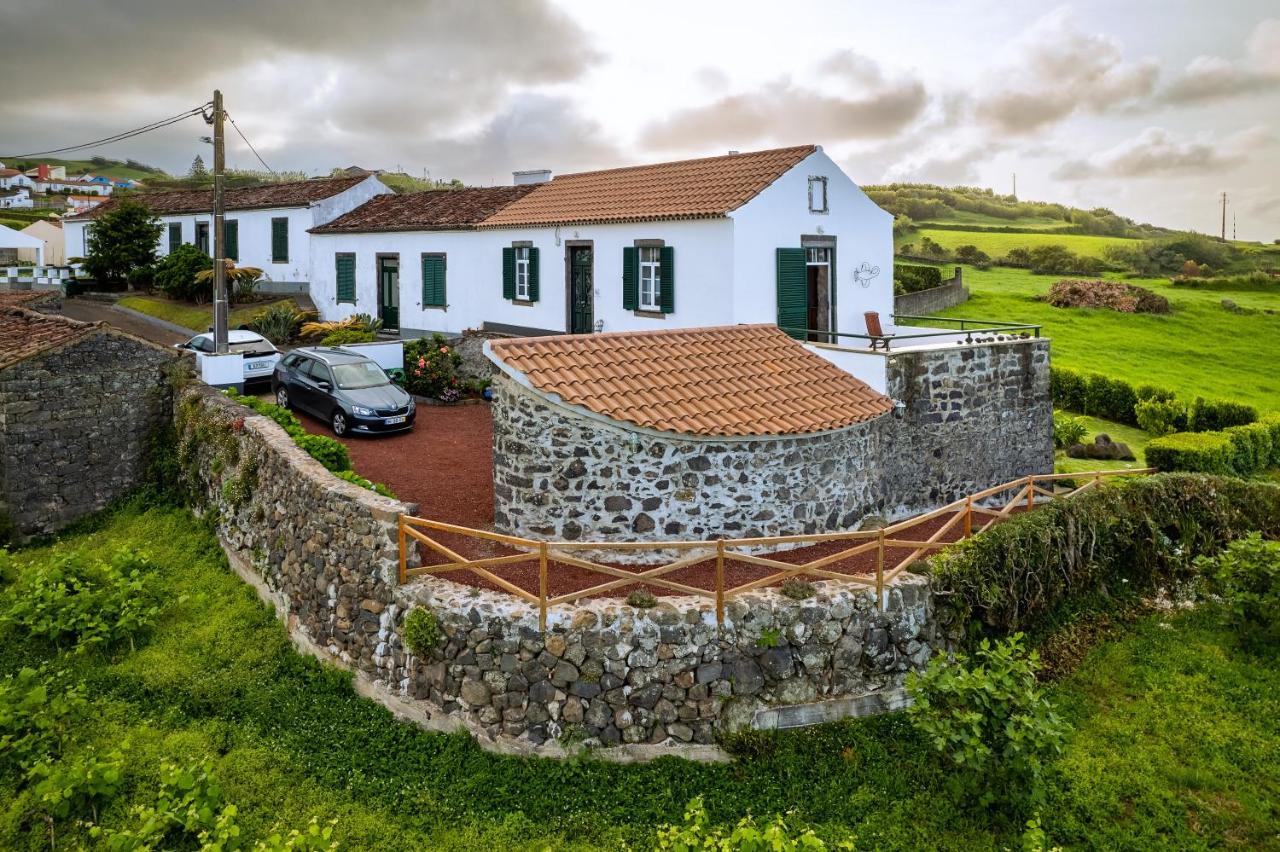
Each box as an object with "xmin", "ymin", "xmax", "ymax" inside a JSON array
[{"xmin": 397, "ymin": 469, "xmax": 1154, "ymax": 629}]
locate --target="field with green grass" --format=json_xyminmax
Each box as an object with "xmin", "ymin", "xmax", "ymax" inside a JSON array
[
  {"xmin": 2, "ymin": 503, "xmax": 1278, "ymax": 850},
  {"xmin": 1055, "ymin": 415, "xmax": 1152, "ymax": 474},
  {"xmin": 900, "ymin": 228, "xmax": 1140, "ymax": 259},
  {"xmin": 928, "ymin": 265, "xmax": 1280, "ymax": 412},
  {"xmin": 117, "ymin": 295, "xmax": 292, "ymax": 332},
  {"xmin": 0, "ymin": 156, "xmax": 164, "ymax": 183},
  {"xmin": 917, "ymin": 211, "xmax": 1073, "ymax": 231}
]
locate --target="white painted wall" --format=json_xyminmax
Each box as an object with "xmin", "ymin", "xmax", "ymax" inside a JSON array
[
  {"xmin": 729, "ymin": 148, "xmax": 895, "ymax": 337},
  {"xmin": 310, "ymin": 218, "xmax": 736, "ymax": 335},
  {"xmin": 804, "ymin": 343, "xmax": 889, "ymax": 394}
]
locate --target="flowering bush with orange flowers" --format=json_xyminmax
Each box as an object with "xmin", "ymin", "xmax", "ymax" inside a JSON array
[{"xmin": 403, "ymin": 333, "xmax": 463, "ymax": 399}]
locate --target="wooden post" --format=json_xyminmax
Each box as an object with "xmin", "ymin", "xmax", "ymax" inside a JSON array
[
  {"xmin": 964, "ymin": 495, "xmax": 973, "ymax": 538},
  {"xmin": 1025, "ymin": 476, "xmax": 1035, "ymax": 510},
  {"xmin": 715, "ymin": 538, "xmax": 726, "ymax": 628},
  {"xmin": 875, "ymin": 529, "xmax": 885, "ymax": 611},
  {"xmin": 538, "ymin": 541, "xmax": 549, "ymax": 632},
  {"xmin": 397, "ymin": 517, "xmax": 407, "ymax": 585}
]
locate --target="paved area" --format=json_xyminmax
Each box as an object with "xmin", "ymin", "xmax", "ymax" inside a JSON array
[{"xmin": 57, "ymin": 298, "xmax": 186, "ymax": 347}]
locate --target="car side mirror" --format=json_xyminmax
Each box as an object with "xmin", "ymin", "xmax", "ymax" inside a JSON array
[{"xmin": 317, "ymin": 381, "xmax": 331, "ymax": 391}]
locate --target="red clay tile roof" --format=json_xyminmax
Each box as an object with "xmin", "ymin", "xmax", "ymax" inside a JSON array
[
  {"xmin": 310, "ymin": 186, "xmax": 538, "ymax": 234},
  {"xmin": 0, "ymin": 291, "xmax": 59, "ymax": 309},
  {"xmin": 487, "ymin": 323, "xmax": 892, "ymax": 437},
  {"xmin": 0, "ymin": 307, "xmax": 97, "ymax": 369},
  {"xmin": 478, "ymin": 145, "xmax": 818, "ymax": 229},
  {"xmin": 65, "ymin": 175, "xmax": 371, "ymax": 221}
]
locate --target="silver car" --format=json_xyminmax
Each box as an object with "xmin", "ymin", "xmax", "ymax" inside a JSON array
[{"xmin": 176, "ymin": 330, "xmax": 281, "ymax": 384}]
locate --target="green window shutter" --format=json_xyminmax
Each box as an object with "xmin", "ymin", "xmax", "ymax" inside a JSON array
[
  {"xmin": 659, "ymin": 246, "xmax": 675, "ymax": 314},
  {"xmin": 422, "ymin": 254, "xmax": 446, "ymax": 306},
  {"xmin": 527, "ymin": 247, "xmax": 540, "ymax": 302},
  {"xmin": 622, "ymin": 246, "xmax": 637, "ymax": 310},
  {"xmin": 335, "ymin": 253, "xmax": 355, "ymax": 303},
  {"xmin": 168, "ymin": 223, "xmax": 181, "ymax": 254},
  {"xmin": 776, "ymin": 248, "xmax": 807, "ymax": 339},
  {"xmin": 225, "ymin": 220, "xmax": 238, "ymax": 261},
  {"xmin": 271, "ymin": 218, "xmax": 288, "ymax": 262},
  {"xmin": 502, "ymin": 247, "xmax": 515, "ymax": 299}
]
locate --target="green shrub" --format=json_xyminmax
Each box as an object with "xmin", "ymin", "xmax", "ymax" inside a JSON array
[
  {"xmin": 319, "ymin": 328, "xmax": 376, "ymax": 346},
  {"xmin": 654, "ymin": 796, "xmax": 839, "ymax": 851},
  {"xmin": 1, "ymin": 548, "xmax": 161, "ymax": 652},
  {"xmin": 1134, "ymin": 398, "xmax": 1187, "ymax": 436},
  {"xmin": 780, "ymin": 578, "xmax": 815, "ymax": 600},
  {"xmin": 30, "ymin": 746, "xmax": 127, "ymax": 821},
  {"xmin": 926, "ymin": 474, "xmax": 1280, "ymax": 636},
  {"xmin": 906, "ymin": 634, "xmax": 1068, "ymax": 806},
  {"xmin": 401, "ymin": 608, "xmax": 440, "ymax": 656},
  {"xmin": 1052, "ymin": 413, "xmax": 1087, "ymax": 449},
  {"xmin": 1048, "ymin": 367, "xmax": 1086, "ymax": 413},
  {"xmin": 334, "ymin": 470, "xmax": 396, "ymax": 499},
  {"xmin": 153, "ymin": 243, "xmax": 214, "ymax": 303},
  {"xmin": 894, "ymin": 264, "xmax": 943, "ymax": 294},
  {"xmin": 626, "ymin": 588, "xmax": 658, "ymax": 609},
  {"xmin": 227, "ymin": 391, "xmax": 304, "ymax": 438},
  {"xmin": 1260, "ymin": 414, "xmax": 1280, "ymax": 467},
  {"xmin": 1224, "ymin": 422, "xmax": 1273, "ymax": 475},
  {"xmin": 0, "ymin": 666, "xmax": 87, "ymax": 773},
  {"xmin": 91, "ymin": 759, "xmax": 240, "ymax": 850},
  {"xmin": 1187, "ymin": 397, "xmax": 1257, "ymax": 432},
  {"xmin": 1082, "ymin": 374, "xmax": 1138, "ymax": 425},
  {"xmin": 1198, "ymin": 532, "xmax": 1280, "ymax": 647},
  {"xmin": 249, "ymin": 303, "xmax": 315, "ymax": 345},
  {"xmin": 404, "ymin": 333, "xmax": 463, "ymax": 399},
  {"xmin": 1146, "ymin": 432, "xmax": 1235, "ymax": 475},
  {"xmin": 295, "ymin": 434, "xmax": 351, "ymax": 473}
]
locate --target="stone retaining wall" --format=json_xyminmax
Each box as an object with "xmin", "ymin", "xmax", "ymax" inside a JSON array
[
  {"xmin": 894, "ymin": 274, "xmax": 969, "ymax": 315},
  {"xmin": 183, "ymin": 385, "xmax": 945, "ymax": 754},
  {"xmin": 492, "ymin": 338, "xmax": 1053, "ymax": 550}
]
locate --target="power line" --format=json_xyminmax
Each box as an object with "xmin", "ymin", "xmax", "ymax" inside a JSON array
[
  {"xmin": 225, "ymin": 112, "xmax": 277, "ymax": 177},
  {"xmin": 8, "ymin": 103, "xmax": 212, "ymax": 159}
]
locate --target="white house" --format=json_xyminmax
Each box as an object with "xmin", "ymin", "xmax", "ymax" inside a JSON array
[
  {"xmin": 308, "ymin": 145, "xmax": 893, "ymax": 341},
  {"xmin": 64, "ymin": 175, "xmax": 392, "ymax": 291},
  {"xmin": 0, "ymin": 169, "xmax": 34, "ymax": 191},
  {"xmin": 0, "ymin": 188, "xmax": 33, "ymax": 209},
  {"xmin": 19, "ymin": 219, "xmax": 65, "ymax": 265}
]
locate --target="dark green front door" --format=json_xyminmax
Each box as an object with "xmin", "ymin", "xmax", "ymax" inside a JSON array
[
  {"xmin": 378, "ymin": 256, "xmax": 399, "ymax": 332},
  {"xmin": 569, "ymin": 246, "xmax": 593, "ymax": 334}
]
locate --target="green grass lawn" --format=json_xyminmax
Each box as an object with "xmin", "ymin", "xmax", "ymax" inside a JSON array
[
  {"xmin": 900, "ymin": 229, "xmax": 1140, "ymax": 259},
  {"xmin": 927, "ymin": 265, "xmax": 1280, "ymax": 412},
  {"xmin": 1055, "ymin": 415, "xmax": 1152, "ymax": 474},
  {"xmin": 2, "ymin": 503, "xmax": 1278, "ymax": 849},
  {"xmin": 917, "ymin": 211, "xmax": 1073, "ymax": 231},
  {"xmin": 117, "ymin": 295, "xmax": 292, "ymax": 332}
]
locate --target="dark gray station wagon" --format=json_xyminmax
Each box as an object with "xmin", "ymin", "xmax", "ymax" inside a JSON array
[{"xmin": 271, "ymin": 347, "xmax": 415, "ymax": 436}]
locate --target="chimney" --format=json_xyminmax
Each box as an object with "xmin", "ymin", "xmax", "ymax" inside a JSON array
[
  {"xmin": 513, "ymin": 169, "xmax": 552, "ymax": 186},
  {"xmin": 37, "ymin": 163, "xmax": 50, "ymax": 180}
]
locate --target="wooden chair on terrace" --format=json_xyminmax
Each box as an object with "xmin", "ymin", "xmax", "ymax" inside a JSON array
[{"xmin": 863, "ymin": 311, "xmax": 895, "ymax": 351}]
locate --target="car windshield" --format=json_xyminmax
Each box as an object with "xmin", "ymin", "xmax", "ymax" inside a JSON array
[{"xmin": 332, "ymin": 361, "xmax": 389, "ymax": 390}]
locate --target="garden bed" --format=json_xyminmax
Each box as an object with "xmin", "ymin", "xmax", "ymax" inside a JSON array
[{"xmin": 117, "ymin": 294, "xmax": 295, "ymax": 332}]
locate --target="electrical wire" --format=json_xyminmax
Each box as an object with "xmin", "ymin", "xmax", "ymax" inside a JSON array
[
  {"xmin": 225, "ymin": 112, "xmax": 277, "ymax": 177},
  {"xmin": 9, "ymin": 103, "xmax": 212, "ymax": 159}
]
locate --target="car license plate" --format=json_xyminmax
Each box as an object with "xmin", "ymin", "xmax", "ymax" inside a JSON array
[
  {"xmin": 385, "ymin": 415, "xmax": 406, "ymax": 425},
  {"xmin": 247, "ymin": 360, "xmax": 270, "ymax": 371}
]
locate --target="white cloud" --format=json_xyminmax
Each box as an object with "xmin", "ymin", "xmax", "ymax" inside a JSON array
[
  {"xmin": 1051, "ymin": 126, "xmax": 1271, "ymax": 180},
  {"xmin": 1162, "ymin": 18, "xmax": 1280, "ymax": 104}
]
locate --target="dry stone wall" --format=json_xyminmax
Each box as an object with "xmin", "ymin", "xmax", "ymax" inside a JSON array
[
  {"xmin": 182, "ymin": 385, "xmax": 944, "ymax": 754},
  {"xmin": 491, "ymin": 338, "xmax": 1053, "ymax": 548}
]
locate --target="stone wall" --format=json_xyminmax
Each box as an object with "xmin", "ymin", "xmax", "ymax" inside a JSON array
[
  {"xmin": 893, "ymin": 272, "xmax": 969, "ymax": 316},
  {"xmin": 491, "ymin": 338, "xmax": 1053, "ymax": 548},
  {"xmin": 0, "ymin": 330, "xmax": 173, "ymax": 540},
  {"xmin": 449, "ymin": 329, "xmax": 513, "ymax": 381},
  {"xmin": 184, "ymin": 385, "xmax": 943, "ymax": 754}
]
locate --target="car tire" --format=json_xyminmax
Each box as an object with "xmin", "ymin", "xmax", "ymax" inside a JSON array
[
  {"xmin": 331, "ymin": 409, "xmax": 348, "ymax": 437},
  {"xmin": 275, "ymin": 386, "xmax": 291, "ymax": 409}
]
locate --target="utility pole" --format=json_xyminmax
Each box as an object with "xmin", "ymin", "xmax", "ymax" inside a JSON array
[
  {"xmin": 212, "ymin": 89, "xmax": 228, "ymax": 353},
  {"xmin": 1012, "ymin": 172, "xmax": 1017, "ymax": 200},
  {"xmin": 1220, "ymin": 191, "xmax": 1227, "ymax": 241}
]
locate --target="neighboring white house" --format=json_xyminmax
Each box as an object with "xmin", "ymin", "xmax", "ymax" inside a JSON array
[
  {"xmin": 0, "ymin": 169, "xmax": 34, "ymax": 191},
  {"xmin": 308, "ymin": 144, "xmax": 893, "ymax": 341},
  {"xmin": 0, "ymin": 188, "xmax": 33, "ymax": 209},
  {"xmin": 64, "ymin": 175, "xmax": 392, "ymax": 291},
  {"xmin": 19, "ymin": 219, "xmax": 66, "ymax": 265},
  {"xmin": 33, "ymin": 178, "xmax": 112, "ymax": 196}
]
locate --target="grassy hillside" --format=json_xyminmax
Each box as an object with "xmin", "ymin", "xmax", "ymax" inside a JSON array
[
  {"xmin": 901, "ymin": 228, "xmax": 1139, "ymax": 260},
  {"xmin": 2, "ymin": 503, "xmax": 1278, "ymax": 849},
  {"xmin": 0, "ymin": 156, "xmax": 167, "ymax": 182},
  {"xmin": 920, "ymin": 265, "xmax": 1280, "ymax": 412}
]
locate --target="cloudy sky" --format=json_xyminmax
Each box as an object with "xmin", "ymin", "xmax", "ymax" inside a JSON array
[{"xmin": 4, "ymin": 0, "xmax": 1278, "ymax": 240}]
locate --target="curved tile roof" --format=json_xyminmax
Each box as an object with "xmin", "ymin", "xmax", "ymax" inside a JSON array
[
  {"xmin": 65, "ymin": 175, "xmax": 370, "ymax": 221},
  {"xmin": 310, "ymin": 185, "xmax": 537, "ymax": 233},
  {"xmin": 487, "ymin": 324, "xmax": 892, "ymax": 437}
]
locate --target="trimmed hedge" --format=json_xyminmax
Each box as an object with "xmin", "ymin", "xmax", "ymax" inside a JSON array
[
  {"xmin": 1050, "ymin": 366, "xmax": 1258, "ymax": 433},
  {"xmin": 1148, "ymin": 417, "xmax": 1280, "ymax": 477},
  {"xmin": 894, "ymin": 264, "xmax": 943, "ymax": 294},
  {"xmin": 927, "ymin": 474, "xmax": 1280, "ymax": 637}
]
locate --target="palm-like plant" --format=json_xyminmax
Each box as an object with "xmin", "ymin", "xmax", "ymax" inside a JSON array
[{"xmin": 194, "ymin": 260, "xmax": 266, "ymax": 303}]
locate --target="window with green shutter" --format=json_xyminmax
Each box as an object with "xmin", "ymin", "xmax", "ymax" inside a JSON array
[
  {"xmin": 421, "ymin": 254, "xmax": 446, "ymax": 307},
  {"xmin": 776, "ymin": 247, "xmax": 807, "ymax": 339},
  {"xmin": 271, "ymin": 217, "xmax": 288, "ymax": 263},
  {"xmin": 167, "ymin": 222, "xmax": 181, "ymax": 254},
  {"xmin": 225, "ymin": 220, "xmax": 238, "ymax": 261},
  {"xmin": 622, "ymin": 246, "xmax": 637, "ymax": 310},
  {"xmin": 526, "ymin": 247, "xmax": 540, "ymax": 301},
  {"xmin": 335, "ymin": 253, "xmax": 356, "ymax": 304},
  {"xmin": 659, "ymin": 245, "xmax": 675, "ymax": 313},
  {"xmin": 502, "ymin": 247, "xmax": 515, "ymax": 299}
]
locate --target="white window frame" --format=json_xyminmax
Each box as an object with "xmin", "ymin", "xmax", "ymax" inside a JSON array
[
  {"xmin": 808, "ymin": 176, "xmax": 828, "ymax": 214},
  {"xmin": 638, "ymin": 246, "xmax": 661, "ymax": 311},
  {"xmin": 515, "ymin": 246, "xmax": 530, "ymax": 300}
]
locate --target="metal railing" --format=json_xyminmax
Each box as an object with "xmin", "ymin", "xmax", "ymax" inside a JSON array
[
  {"xmin": 783, "ymin": 314, "xmax": 1042, "ymax": 350},
  {"xmin": 397, "ymin": 469, "xmax": 1153, "ymax": 630}
]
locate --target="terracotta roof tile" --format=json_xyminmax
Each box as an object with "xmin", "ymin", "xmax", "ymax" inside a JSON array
[
  {"xmin": 488, "ymin": 324, "xmax": 892, "ymax": 437},
  {"xmin": 310, "ymin": 186, "xmax": 538, "ymax": 234},
  {"xmin": 0, "ymin": 291, "xmax": 58, "ymax": 310},
  {"xmin": 0, "ymin": 307, "xmax": 98, "ymax": 369},
  {"xmin": 478, "ymin": 145, "xmax": 817, "ymax": 229},
  {"xmin": 66, "ymin": 175, "xmax": 370, "ymax": 220}
]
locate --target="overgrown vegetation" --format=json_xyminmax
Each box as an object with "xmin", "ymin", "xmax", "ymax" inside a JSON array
[
  {"xmin": 403, "ymin": 334, "xmax": 463, "ymax": 400},
  {"xmin": 83, "ymin": 200, "xmax": 161, "ymax": 286},
  {"xmin": 1043, "ymin": 279, "xmax": 1169, "ymax": 314},
  {"xmin": 400, "ymin": 608, "xmax": 440, "ymax": 657}
]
